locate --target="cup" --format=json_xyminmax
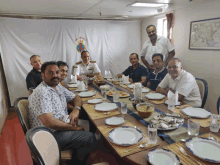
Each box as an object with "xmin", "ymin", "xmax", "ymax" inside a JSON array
[
  {"xmin": 210, "ymin": 114, "xmax": 220, "ymax": 132},
  {"xmin": 148, "ymin": 124, "xmax": 158, "ymax": 144},
  {"xmin": 120, "ymin": 101, "xmax": 127, "ymax": 115},
  {"xmin": 113, "ymin": 92, "xmax": 120, "ymax": 102},
  {"xmin": 168, "ymin": 99, "xmax": 175, "ymax": 110},
  {"xmin": 119, "ymin": 78, "xmax": 123, "ymax": 86},
  {"xmin": 188, "ymin": 119, "xmax": 200, "ymax": 136},
  {"xmin": 101, "ymin": 89, "xmax": 107, "ymax": 100}
]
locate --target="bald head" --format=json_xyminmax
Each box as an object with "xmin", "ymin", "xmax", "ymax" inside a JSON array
[{"xmin": 168, "ymin": 58, "xmax": 183, "ymax": 79}]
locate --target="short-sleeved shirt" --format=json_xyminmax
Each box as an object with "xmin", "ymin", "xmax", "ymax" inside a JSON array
[
  {"xmin": 74, "ymin": 61, "xmax": 101, "ymax": 75},
  {"xmin": 140, "ymin": 36, "xmax": 174, "ymax": 65},
  {"xmin": 26, "ymin": 68, "xmax": 42, "ymax": 90},
  {"xmin": 158, "ymin": 70, "xmax": 202, "ymax": 107},
  {"xmin": 28, "ymin": 81, "xmax": 75, "ymax": 130},
  {"xmin": 122, "ymin": 63, "xmax": 148, "ymax": 83},
  {"xmin": 147, "ymin": 67, "xmax": 168, "ymax": 91}
]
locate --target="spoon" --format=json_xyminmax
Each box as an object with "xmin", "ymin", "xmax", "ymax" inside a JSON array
[
  {"xmin": 104, "ymin": 112, "xmax": 110, "ymax": 115},
  {"xmin": 179, "ymin": 147, "xmax": 202, "ymax": 165},
  {"xmin": 209, "ymin": 134, "xmax": 219, "ymax": 142},
  {"xmin": 181, "ymin": 139, "xmax": 186, "ymax": 142},
  {"xmin": 126, "ymin": 142, "xmax": 148, "ymax": 152}
]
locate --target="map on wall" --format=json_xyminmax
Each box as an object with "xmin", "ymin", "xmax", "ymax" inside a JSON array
[{"xmin": 189, "ymin": 17, "xmax": 220, "ymax": 50}]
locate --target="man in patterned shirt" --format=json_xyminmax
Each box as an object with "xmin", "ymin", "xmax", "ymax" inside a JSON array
[{"xmin": 28, "ymin": 61, "xmax": 96, "ymax": 165}]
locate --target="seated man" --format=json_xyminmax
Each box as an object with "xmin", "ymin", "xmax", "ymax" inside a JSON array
[
  {"xmin": 26, "ymin": 55, "xmax": 43, "ymax": 94},
  {"xmin": 73, "ymin": 51, "xmax": 101, "ymax": 80},
  {"xmin": 146, "ymin": 53, "xmax": 168, "ymax": 91},
  {"xmin": 28, "ymin": 61, "xmax": 96, "ymax": 165},
  {"xmin": 57, "ymin": 61, "xmax": 68, "ymax": 87},
  {"xmin": 117, "ymin": 53, "xmax": 148, "ymax": 84},
  {"xmin": 156, "ymin": 58, "xmax": 202, "ymax": 107}
]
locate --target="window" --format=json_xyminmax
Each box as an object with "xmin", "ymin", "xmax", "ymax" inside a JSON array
[{"xmin": 157, "ymin": 17, "xmax": 167, "ymax": 38}]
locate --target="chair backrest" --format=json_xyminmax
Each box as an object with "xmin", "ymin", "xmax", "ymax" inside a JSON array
[
  {"xmin": 196, "ymin": 78, "xmax": 208, "ymax": 108},
  {"xmin": 14, "ymin": 97, "xmax": 30, "ymax": 134},
  {"xmin": 26, "ymin": 127, "xmax": 60, "ymax": 165},
  {"xmin": 217, "ymin": 97, "xmax": 220, "ymax": 115}
]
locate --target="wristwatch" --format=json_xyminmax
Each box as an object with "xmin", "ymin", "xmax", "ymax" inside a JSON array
[{"xmin": 74, "ymin": 106, "xmax": 81, "ymax": 111}]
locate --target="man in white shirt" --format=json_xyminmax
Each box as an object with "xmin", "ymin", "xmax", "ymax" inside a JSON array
[
  {"xmin": 156, "ymin": 58, "xmax": 202, "ymax": 107},
  {"xmin": 140, "ymin": 25, "xmax": 175, "ymax": 71},
  {"xmin": 73, "ymin": 51, "xmax": 101, "ymax": 80}
]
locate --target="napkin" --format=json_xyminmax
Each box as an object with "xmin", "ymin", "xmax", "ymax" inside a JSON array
[
  {"xmin": 70, "ymin": 75, "xmax": 77, "ymax": 83},
  {"xmin": 122, "ymin": 75, "xmax": 129, "ymax": 83},
  {"xmin": 134, "ymin": 83, "xmax": 142, "ymax": 100},
  {"xmin": 167, "ymin": 90, "xmax": 178, "ymax": 105},
  {"xmin": 78, "ymin": 81, "xmax": 85, "ymax": 91}
]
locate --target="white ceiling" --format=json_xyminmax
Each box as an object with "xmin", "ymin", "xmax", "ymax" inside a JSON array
[{"xmin": 0, "ymin": 0, "xmax": 207, "ymax": 20}]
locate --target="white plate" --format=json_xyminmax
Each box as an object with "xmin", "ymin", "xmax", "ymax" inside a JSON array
[
  {"xmin": 165, "ymin": 100, "xmax": 181, "ymax": 106},
  {"xmin": 147, "ymin": 148, "xmax": 181, "ymax": 165},
  {"xmin": 186, "ymin": 137, "xmax": 220, "ymax": 163},
  {"xmin": 127, "ymin": 84, "xmax": 135, "ymax": 88},
  {"xmin": 105, "ymin": 117, "xmax": 125, "ymax": 126},
  {"xmin": 78, "ymin": 91, "xmax": 96, "ymax": 97},
  {"xmin": 68, "ymin": 84, "xmax": 77, "ymax": 88},
  {"xmin": 87, "ymin": 99, "xmax": 102, "ymax": 104},
  {"xmin": 75, "ymin": 89, "xmax": 87, "ymax": 92},
  {"xmin": 108, "ymin": 126, "xmax": 143, "ymax": 146},
  {"xmin": 123, "ymin": 82, "xmax": 131, "ymax": 85},
  {"xmin": 94, "ymin": 103, "xmax": 118, "ymax": 111},
  {"xmin": 145, "ymin": 93, "xmax": 166, "ymax": 100},
  {"xmin": 181, "ymin": 107, "xmax": 211, "ymax": 118},
  {"xmin": 142, "ymin": 88, "xmax": 150, "ymax": 93}
]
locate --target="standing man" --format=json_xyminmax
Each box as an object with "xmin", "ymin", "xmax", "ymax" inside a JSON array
[
  {"xmin": 26, "ymin": 55, "xmax": 43, "ymax": 94},
  {"xmin": 117, "ymin": 53, "xmax": 148, "ymax": 85},
  {"xmin": 73, "ymin": 51, "xmax": 101, "ymax": 80},
  {"xmin": 156, "ymin": 58, "xmax": 202, "ymax": 107},
  {"xmin": 28, "ymin": 61, "xmax": 96, "ymax": 165},
  {"xmin": 140, "ymin": 25, "xmax": 175, "ymax": 71},
  {"xmin": 146, "ymin": 53, "xmax": 168, "ymax": 91}
]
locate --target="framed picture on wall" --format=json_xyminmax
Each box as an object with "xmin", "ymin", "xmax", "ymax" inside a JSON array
[{"xmin": 189, "ymin": 17, "xmax": 220, "ymax": 50}]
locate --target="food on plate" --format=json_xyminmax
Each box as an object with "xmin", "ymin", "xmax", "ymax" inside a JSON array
[
  {"xmin": 94, "ymin": 75, "xmax": 104, "ymax": 82},
  {"xmin": 107, "ymin": 91, "xmax": 129, "ymax": 97}
]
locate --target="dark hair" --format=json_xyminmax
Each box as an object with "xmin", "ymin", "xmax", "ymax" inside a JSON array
[
  {"xmin": 146, "ymin": 25, "xmax": 156, "ymax": 31},
  {"xmin": 41, "ymin": 61, "xmax": 58, "ymax": 73},
  {"xmin": 81, "ymin": 51, "xmax": 89, "ymax": 56},
  {"xmin": 130, "ymin": 53, "xmax": 139, "ymax": 59},
  {"xmin": 57, "ymin": 61, "xmax": 69, "ymax": 68},
  {"xmin": 30, "ymin": 55, "xmax": 40, "ymax": 61},
  {"xmin": 152, "ymin": 53, "xmax": 163, "ymax": 61}
]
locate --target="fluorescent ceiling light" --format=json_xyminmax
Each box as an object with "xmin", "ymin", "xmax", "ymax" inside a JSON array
[{"xmin": 130, "ymin": 2, "xmax": 167, "ymax": 7}]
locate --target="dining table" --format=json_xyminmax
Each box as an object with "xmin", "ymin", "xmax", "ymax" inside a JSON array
[{"xmin": 68, "ymin": 80, "xmax": 220, "ymax": 165}]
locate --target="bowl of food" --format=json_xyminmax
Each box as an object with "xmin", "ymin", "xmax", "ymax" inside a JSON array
[
  {"xmin": 136, "ymin": 103, "xmax": 155, "ymax": 118},
  {"xmin": 129, "ymin": 98, "xmax": 145, "ymax": 110}
]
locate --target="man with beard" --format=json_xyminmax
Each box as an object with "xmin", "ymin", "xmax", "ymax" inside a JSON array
[
  {"xmin": 146, "ymin": 53, "xmax": 168, "ymax": 91},
  {"xmin": 156, "ymin": 58, "xmax": 202, "ymax": 107},
  {"xmin": 140, "ymin": 25, "xmax": 175, "ymax": 71},
  {"xmin": 57, "ymin": 61, "xmax": 68, "ymax": 87},
  {"xmin": 28, "ymin": 61, "xmax": 96, "ymax": 165},
  {"xmin": 26, "ymin": 55, "xmax": 43, "ymax": 94},
  {"xmin": 117, "ymin": 53, "xmax": 148, "ymax": 85}
]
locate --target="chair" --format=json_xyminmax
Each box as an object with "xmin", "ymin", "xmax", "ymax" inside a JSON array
[
  {"xmin": 14, "ymin": 97, "xmax": 72, "ymax": 162},
  {"xmin": 217, "ymin": 97, "xmax": 220, "ymax": 114},
  {"xmin": 196, "ymin": 78, "xmax": 208, "ymax": 108},
  {"xmin": 26, "ymin": 127, "xmax": 60, "ymax": 165}
]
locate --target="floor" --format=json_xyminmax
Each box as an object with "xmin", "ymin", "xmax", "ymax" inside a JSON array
[{"xmin": 0, "ymin": 111, "xmax": 136, "ymax": 165}]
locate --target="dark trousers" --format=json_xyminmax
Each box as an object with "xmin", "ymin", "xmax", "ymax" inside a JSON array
[{"xmin": 54, "ymin": 130, "xmax": 97, "ymax": 165}]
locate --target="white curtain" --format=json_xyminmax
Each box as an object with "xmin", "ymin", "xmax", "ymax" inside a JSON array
[{"xmin": 0, "ymin": 18, "xmax": 141, "ymax": 105}]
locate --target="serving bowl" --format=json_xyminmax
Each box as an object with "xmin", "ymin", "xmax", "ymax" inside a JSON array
[
  {"xmin": 136, "ymin": 103, "xmax": 155, "ymax": 118},
  {"xmin": 129, "ymin": 98, "xmax": 145, "ymax": 110}
]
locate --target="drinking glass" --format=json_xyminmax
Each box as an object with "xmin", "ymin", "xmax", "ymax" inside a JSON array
[
  {"xmin": 119, "ymin": 78, "xmax": 123, "ymax": 86},
  {"xmin": 168, "ymin": 99, "xmax": 175, "ymax": 110},
  {"xmin": 107, "ymin": 71, "xmax": 111, "ymax": 81},
  {"xmin": 83, "ymin": 78, "xmax": 88, "ymax": 89},
  {"xmin": 148, "ymin": 124, "xmax": 158, "ymax": 144},
  {"xmin": 120, "ymin": 101, "xmax": 127, "ymax": 118},
  {"xmin": 101, "ymin": 89, "xmax": 107, "ymax": 101},
  {"xmin": 188, "ymin": 119, "xmax": 200, "ymax": 136},
  {"xmin": 210, "ymin": 114, "xmax": 220, "ymax": 132},
  {"xmin": 113, "ymin": 92, "xmax": 120, "ymax": 102}
]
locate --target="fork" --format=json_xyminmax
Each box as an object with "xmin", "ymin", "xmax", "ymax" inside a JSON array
[{"xmin": 179, "ymin": 147, "xmax": 202, "ymax": 165}]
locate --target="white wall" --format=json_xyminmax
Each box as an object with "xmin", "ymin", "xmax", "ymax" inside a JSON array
[{"xmin": 141, "ymin": 0, "xmax": 220, "ymax": 114}]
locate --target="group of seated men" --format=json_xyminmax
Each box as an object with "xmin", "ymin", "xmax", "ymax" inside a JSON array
[{"xmin": 25, "ymin": 25, "xmax": 202, "ymax": 165}]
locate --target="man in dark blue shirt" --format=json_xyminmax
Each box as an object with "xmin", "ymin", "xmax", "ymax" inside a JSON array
[
  {"xmin": 117, "ymin": 53, "xmax": 148, "ymax": 85},
  {"xmin": 146, "ymin": 53, "xmax": 168, "ymax": 91},
  {"xmin": 26, "ymin": 55, "xmax": 43, "ymax": 94}
]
